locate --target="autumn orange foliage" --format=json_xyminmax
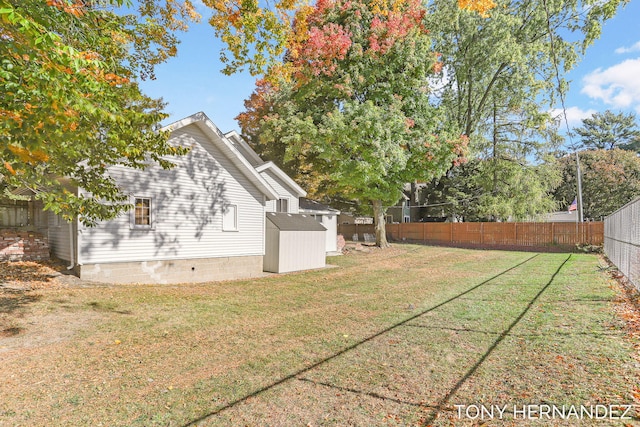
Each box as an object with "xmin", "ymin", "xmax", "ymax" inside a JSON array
[
  {"xmin": 458, "ymin": 0, "xmax": 497, "ymax": 17},
  {"xmin": 8, "ymin": 145, "xmax": 50, "ymax": 164},
  {"xmin": 46, "ymin": 0, "xmax": 86, "ymax": 17}
]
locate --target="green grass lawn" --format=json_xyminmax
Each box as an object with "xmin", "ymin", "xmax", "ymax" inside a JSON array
[{"xmin": 0, "ymin": 245, "xmax": 637, "ymax": 426}]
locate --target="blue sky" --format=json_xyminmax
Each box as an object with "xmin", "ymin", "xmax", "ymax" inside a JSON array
[{"xmin": 140, "ymin": 1, "xmax": 640, "ymax": 135}]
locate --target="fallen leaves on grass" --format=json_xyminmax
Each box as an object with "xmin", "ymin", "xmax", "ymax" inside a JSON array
[
  {"xmin": 0, "ymin": 260, "xmax": 70, "ymax": 290},
  {"xmin": 608, "ymin": 265, "xmax": 640, "ymax": 408}
]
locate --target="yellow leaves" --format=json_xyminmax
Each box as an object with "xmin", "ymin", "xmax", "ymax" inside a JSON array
[
  {"xmin": 458, "ymin": 0, "xmax": 497, "ymax": 17},
  {"xmin": 8, "ymin": 145, "xmax": 50, "ymax": 164},
  {"xmin": 0, "ymin": 109, "xmax": 23, "ymax": 126},
  {"xmin": 3, "ymin": 162, "xmax": 16, "ymax": 175}
]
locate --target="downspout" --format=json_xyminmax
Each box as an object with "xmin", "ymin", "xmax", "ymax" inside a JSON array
[{"xmin": 67, "ymin": 219, "xmax": 75, "ymax": 270}]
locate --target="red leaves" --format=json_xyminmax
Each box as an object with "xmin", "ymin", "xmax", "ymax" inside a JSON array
[
  {"xmin": 298, "ymin": 23, "xmax": 352, "ymax": 76},
  {"xmin": 368, "ymin": 0, "xmax": 426, "ymax": 55},
  {"xmin": 285, "ymin": 0, "xmax": 430, "ymax": 79}
]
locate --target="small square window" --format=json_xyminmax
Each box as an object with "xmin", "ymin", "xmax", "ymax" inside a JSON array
[
  {"xmin": 223, "ymin": 204, "xmax": 237, "ymax": 231},
  {"xmin": 276, "ymin": 198, "xmax": 289, "ymax": 213},
  {"xmin": 132, "ymin": 197, "xmax": 152, "ymax": 228}
]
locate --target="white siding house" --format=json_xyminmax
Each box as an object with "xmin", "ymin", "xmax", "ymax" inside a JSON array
[
  {"xmin": 53, "ymin": 112, "xmax": 280, "ymax": 284},
  {"xmin": 224, "ymin": 131, "xmax": 307, "ymax": 214},
  {"xmin": 43, "ymin": 111, "xmax": 337, "ymax": 284},
  {"xmin": 257, "ymin": 162, "xmax": 307, "ymax": 214}
]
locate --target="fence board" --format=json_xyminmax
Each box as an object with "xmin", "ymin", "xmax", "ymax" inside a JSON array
[{"xmin": 339, "ymin": 221, "xmax": 604, "ymax": 251}]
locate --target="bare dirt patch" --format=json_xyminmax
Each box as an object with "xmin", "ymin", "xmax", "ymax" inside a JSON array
[{"xmin": 0, "ymin": 260, "xmax": 108, "ymax": 355}]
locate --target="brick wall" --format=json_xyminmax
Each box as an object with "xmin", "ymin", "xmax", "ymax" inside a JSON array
[{"xmin": 0, "ymin": 229, "xmax": 50, "ymax": 261}]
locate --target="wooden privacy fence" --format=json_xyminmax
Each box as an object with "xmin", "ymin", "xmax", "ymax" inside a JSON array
[{"xmin": 339, "ymin": 222, "xmax": 604, "ymax": 250}]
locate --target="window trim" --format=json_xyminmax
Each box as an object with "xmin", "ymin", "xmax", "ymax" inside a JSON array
[
  {"xmin": 131, "ymin": 196, "xmax": 154, "ymax": 230},
  {"xmin": 222, "ymin": 204, "xmax": 238, "ymax": 231}
]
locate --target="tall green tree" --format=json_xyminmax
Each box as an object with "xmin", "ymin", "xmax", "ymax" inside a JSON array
[
  {"xmin": 415, "ymin": 0, "xmax": 626, "ymax": 220},
  {"xmin": 0, "ymin": 0, "xmax": 198, "ymax": 225},
  {"xmin": 553, "ymin": 149, "xmax": 640, "ymax": 219},
  {"xmin": 427, "ymin": 0, "xmax": 627, "ymax": 140},
  {"xmin": 574, "ymin": 110, "xmax": 640, "ymax": 151},
  {"xmin": 239, "ymin": 0, "xmax": 467, "ymax": 247}
]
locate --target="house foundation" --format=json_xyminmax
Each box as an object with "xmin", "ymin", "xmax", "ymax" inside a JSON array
[{"xmin": 77, "ymin": 255, "xmax": 264, "ymax": 284}]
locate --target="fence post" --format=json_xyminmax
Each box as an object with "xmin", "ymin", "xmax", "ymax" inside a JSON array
[{"xmin": 480, "ymin": 222, "xmax": 484, "ymax": 245}]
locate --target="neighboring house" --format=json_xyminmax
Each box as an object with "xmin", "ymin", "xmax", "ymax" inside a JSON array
[
  {"xmin": 386, "ymin": 192, "xmax": 411, "ymax": 223},
  {"xmin": 299, "ymin": 198, "xmax": 341, "ymax": 253},
  {"xmin": 338, "ymin": 213, "xmax": 373, "ymax": 225},
  {"xmin": 44, "ymin": 112, "xmax": 326, "ymax": 284},
  {"xmin": 541, "ymin": 211, "xmax": 579, "ymax": 223}
]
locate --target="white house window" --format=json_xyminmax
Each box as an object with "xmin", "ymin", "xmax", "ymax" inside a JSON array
[
  {"xmin": 52, "ymin": 212, "xmax": 62, "ymax": 228},
  {"xmin": 223, "ymin": 204, "xmax": 238, "ymax": 231},
  {"xmin": 276, "ymin": 198, "xmax": 289, "ymax": 213},
  {"xmin": 132, "ymin": 197, "xmax": 152, "ymax": 228}
]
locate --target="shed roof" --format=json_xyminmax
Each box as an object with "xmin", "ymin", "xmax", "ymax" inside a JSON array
[{"xmin": 266, "ymin": 212, "xmax": 327, "ymax": 231}]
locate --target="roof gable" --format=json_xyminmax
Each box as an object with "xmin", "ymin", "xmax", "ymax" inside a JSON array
[
  {"xmin": 163, "ymin": 112, "xmax": 278, "ymax": 201},
  {"xmin": 256, "ymin": 162, "xmax": 307, "ymax": 198}
]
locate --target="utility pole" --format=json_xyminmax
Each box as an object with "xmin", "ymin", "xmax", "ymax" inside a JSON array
[{"xmin": 575, "ymin": 151, "xmax": 584, "ymax": 223}]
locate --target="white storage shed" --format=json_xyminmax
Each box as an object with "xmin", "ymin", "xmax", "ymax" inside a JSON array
[
  {"xmin": 264, "ymin": 212, "xmax": 327, "ymax": 273},
  {"xmin": 299, "ymin": 198, "xmax": 341, "ymax": 254}
]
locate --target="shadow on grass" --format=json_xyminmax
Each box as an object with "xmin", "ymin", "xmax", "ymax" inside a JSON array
[
  {"xmin": 419, "ymin": 254, "xmax": 571, "ymax": 425},
  {"xmin": 296, "ymin": 377, "xmax": 437, "ymax": 409},
  {"xmin": 0, "ymin": 291, "xmax": 42, "ymax": 315},
  {"xmin": 181, "ymin": 253, "xmax": 540, "ymax": 427}
]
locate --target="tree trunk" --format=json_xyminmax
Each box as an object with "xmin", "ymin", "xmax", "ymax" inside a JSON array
[{"xmin": 372, "ymin": 199, "xmax": 390, "ymax": 248}]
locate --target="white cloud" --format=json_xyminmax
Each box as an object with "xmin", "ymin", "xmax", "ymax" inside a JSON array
[
  {"xmin": 550, "ymin": 106, "xmax": 596, "ymax": 127},
  {"xmin": 615, "ymin": 41, "xmax": 640, "ymax": 54},
  {"xmin": 581, "ymin": 58, "xmax": 640, "ymax": 113}
]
